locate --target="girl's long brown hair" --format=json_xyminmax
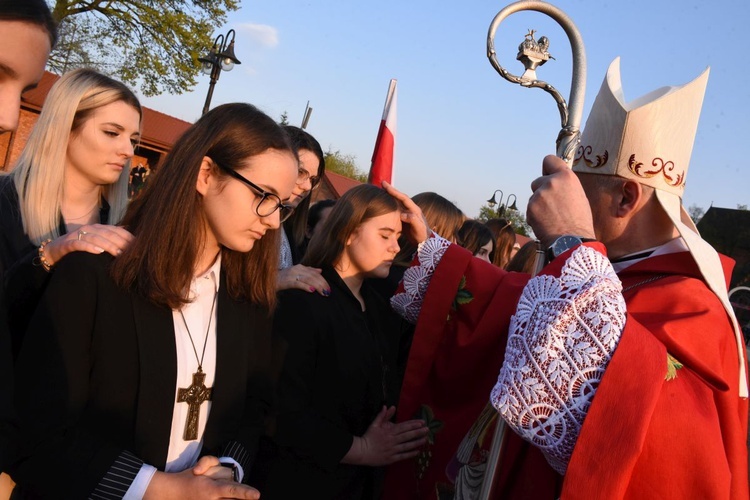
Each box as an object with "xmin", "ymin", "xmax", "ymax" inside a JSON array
[
  {"xmin": 303, "ymin": 184, "xmax": 398, "ymax": 269},
  {"xmin": 111, "ymin": 103, "xmax": 294, "ymax": 311}
]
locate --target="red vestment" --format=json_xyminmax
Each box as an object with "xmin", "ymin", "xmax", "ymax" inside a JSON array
[
  {"xmin": 563, "ymin": 250, "xmax": 749, "ymax": 499},
  {"xmin": 385, "ymin": 243, "xmax": 561, "ymax": 499},
  {"xmin": 385, "ymin": 241, "xmax": 748, "ymax": 499}
]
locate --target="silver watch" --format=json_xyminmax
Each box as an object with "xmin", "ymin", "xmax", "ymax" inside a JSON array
[{"xmin": 547, "ymin": 235, "xmax": 596, "ymax": 262}]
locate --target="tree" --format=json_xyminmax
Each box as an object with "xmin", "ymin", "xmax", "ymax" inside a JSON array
[
  {"xmin": 687, "ymin": 204, "xmax": 705, "ymax": 225},
  {"xmin": 279, "ymin": 111, "xmax": 289, "ymax": 126},
  {"xmin": 476, "ymin": 203, "xmax": 532, "ymax": 237},
  {"xmin": 48, "ymin": 0, "xmax": 239, "ymax": 96},
  {"xmin": 737, "ymin": 204, "xmax": 748, "ymax": 211},
  {"xmin": 323, "ymin": 148, "xmax": 367, "ymax": 183}
]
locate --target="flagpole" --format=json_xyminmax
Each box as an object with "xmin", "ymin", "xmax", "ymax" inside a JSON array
[{"xmin": 301, "ymin": 100, "xmax": 313, "ymax": 129}]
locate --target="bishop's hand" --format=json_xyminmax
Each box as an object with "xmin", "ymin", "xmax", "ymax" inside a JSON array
[{"xmin": 528, "ymin": 155, "xmax": 596, "ymax": 248}]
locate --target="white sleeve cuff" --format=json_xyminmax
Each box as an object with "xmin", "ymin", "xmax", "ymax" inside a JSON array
[
  {"xmin": 219, "ymin": 456, "xmax": 245, "ymax": 483},
  {"xmin": 123, "ymin": 463, "xmax": 157, "ymax": 499}
]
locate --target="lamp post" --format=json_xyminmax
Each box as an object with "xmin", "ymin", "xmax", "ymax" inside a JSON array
[
  {"xmin": 487, "ymin": 189, "xmax": 518, "ymax": 217},
  {"xmin": 198, "ymin": 29, "xmax": 241, "ymax": 115}
]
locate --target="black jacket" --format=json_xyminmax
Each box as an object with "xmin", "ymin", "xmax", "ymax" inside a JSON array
[
  {"xmin": 11, "ymin": 252, "xmax": 272, "ymax": 498},
  {"xmin": 264, "ymin": 266, "xmax": 402, "ymax": 499},
  {"xmin": 0, "ymin": 176, "xmax": 110, "ymax": 357}
]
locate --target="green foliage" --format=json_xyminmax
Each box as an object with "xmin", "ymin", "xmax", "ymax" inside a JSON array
[
  {"xmin": 49, "ymin": 0, "xmax": 240, "ymax": 97},
  {"xmin": 279, "ymin": 111, "xmax": 289, "ymax": 125},
  {"xmin": 323, "ymin": 148, "xmax": 367, "ymax": 183},
  {"xmin": 476, "ymin": 203, "xmax": 531, "ymax": 236}
]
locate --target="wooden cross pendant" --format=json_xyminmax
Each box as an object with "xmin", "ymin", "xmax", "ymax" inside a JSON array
[{"xmin": 177, "ymin": 368, "xmax": 213, "ymax": 441}]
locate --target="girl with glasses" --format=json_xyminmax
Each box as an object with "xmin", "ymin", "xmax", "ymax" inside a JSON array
[
  {"xmin": 263, "ymin": 184, "xmax": 428, "ymax": 499},
  {"xmin": 12, "ymin": 103, "xmax": 297, "ymax": 498},
  {"xmin": 275, "ymin": 125, "xmax": 331, "ymax": 296}
]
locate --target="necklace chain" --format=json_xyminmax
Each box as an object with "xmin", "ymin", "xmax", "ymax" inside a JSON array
[
  {"xmin": 64, "ymin": 201, "xmax": 100, "ymax": 222},
  {"xmin": 178, "ymin": 286, "xmax": 218, "ymax": 371}
]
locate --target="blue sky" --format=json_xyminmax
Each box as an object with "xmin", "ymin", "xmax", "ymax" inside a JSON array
[{"xmin": 141, "ymin": 0, "xmax": 750, "ymax": 219}]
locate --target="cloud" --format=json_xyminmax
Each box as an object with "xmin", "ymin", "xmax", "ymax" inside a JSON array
[{"xmin": 235, "ymin": 23, "xmax": 279, "ymax": 48}]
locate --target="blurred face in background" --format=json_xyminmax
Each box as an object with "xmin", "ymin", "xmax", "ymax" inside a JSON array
[
  {"xmin": 287, "ymin": 149, "xmax": 320, "ymax": 208},
  {"xmin": 475, "ymin": 240, "xmax": 493, "ymax": 263}
]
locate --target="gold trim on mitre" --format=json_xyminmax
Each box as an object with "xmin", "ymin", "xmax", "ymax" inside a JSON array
[
  {"xmin": 574, "ymin": 58, "xmax": 747, "ymax": 398},
  {"xmin": 572, "ymin": 57, "xmax": 708, "ymax": 197}
]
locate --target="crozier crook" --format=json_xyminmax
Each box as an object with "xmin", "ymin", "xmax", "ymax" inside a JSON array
[{"xmin": 487, "ymin": 0, "xmax": 586, "ymax": 165}]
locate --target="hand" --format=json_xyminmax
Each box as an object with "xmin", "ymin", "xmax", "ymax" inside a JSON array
[
  {"xmin": 527, "ymin": 155, "xmax": 596, "ymax": 248},
  {"xmin": 343, "ymin": 406, "xmax": 429, "ymax": 466},
  {"xmin": 44, "ymin": 224, "xmax": 134, "ymax": 266},
  {"xmin": 192, "ymin": 456, "xmax": 235, "ymax": 482},
  {"xmin": 144, "ymin": 457, "xmax": 259, "ymax": 500},
  {"xmin": 381, "ymin": 181, "xmax": 431, "ymax": 244},
  {"xmin": 276, "ymin": 264, "xmax": 331, "ymax": 295}
]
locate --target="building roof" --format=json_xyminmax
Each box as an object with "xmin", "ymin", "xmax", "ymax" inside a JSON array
[
  {"xmin": 322, "ymin": 170, "xmax": 363, "ymax": 198},
  {"xmin": 697, "ymin": 206, "xmax": 750, "ymax": 287},
  {"xmin": 21, "ymin": 71, "xmax": 192, "ymax": 151}
]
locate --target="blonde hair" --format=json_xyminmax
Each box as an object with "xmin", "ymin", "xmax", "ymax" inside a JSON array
[{"xmin": 8, "ymin": 68, "xmax": 141, "ymax": 244}]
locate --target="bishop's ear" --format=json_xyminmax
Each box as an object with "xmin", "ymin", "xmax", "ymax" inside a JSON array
[{"xmin": 616, "ymin": 179, "xmax": 643, "ymax": 218}]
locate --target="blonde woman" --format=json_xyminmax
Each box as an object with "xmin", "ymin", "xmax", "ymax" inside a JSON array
[{"xmin": 0, "ymin": 68, "xmax": 140, "ymax": 356}]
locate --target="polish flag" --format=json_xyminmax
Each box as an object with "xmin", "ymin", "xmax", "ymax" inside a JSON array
[{"xmin": 369, "ymin": 79, "xmax": 397, "ymax": 185}]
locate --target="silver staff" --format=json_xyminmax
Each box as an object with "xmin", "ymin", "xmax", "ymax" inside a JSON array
[
  {"xmin": 479, "ymin": 2, "xmax": 587, "ymax": 497},
  {"xmin": 487, "ymin": 0, "xmax": 586, "ymax": 165}
]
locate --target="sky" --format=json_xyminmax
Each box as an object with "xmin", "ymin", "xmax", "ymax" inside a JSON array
[{"xmin": 141, "ymin": 0, "xmax": 750, "ymax": 219}]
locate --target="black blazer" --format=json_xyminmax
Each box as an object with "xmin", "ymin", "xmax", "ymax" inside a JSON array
[
  {"xmin": 0, "ymin": 176, "xmax": 110, "ymax": 358},
  {"xmin": 263, "ymin": 266, "xmax": 402, "ymax": 499},
  {"xmin": 11, "ymin": 252, "xmax": 272, "ymax": 498}
]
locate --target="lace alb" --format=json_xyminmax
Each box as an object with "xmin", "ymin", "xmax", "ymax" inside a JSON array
[{"xmin": 491, "ymin": 245, "xmax": 627, "ymax": 474}]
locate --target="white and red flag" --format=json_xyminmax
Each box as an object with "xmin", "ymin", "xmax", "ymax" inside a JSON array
[{"xmin": 368, "ymin": 79, "xmax": 397, "ymax": 185}]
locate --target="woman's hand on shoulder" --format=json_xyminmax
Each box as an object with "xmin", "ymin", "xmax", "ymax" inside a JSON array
[
  {"xmin": 276, "ymin": 264, "xmax": 331, "ymax": 296},
  {"xmin": 381, "ymin": 181, "xmax": 431, "ymax": 244},
  {"xmin": 43, "ymin": 224, "xmax": 134, "ymax": 266},
  {"xmin": 342, "ymin": 405, "xmax": 429, "ymax": 466}
]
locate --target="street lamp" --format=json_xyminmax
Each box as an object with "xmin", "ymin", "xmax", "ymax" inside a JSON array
[
  {"xmin": 486, "ymin": 189, "xmax": 518, "ymax": 217},
  {"xmin": 198, "ymin": 29, "xmax": 241, "ymax": 115}
]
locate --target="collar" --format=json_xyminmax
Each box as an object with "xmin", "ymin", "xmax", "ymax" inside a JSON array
[
  {"xmin": 611, "ymin": 237, "xmax": 688, "ymax": 273},
  {"xmin": 189, "ymin": 253, "xmax": 222, "ymax": 299}
]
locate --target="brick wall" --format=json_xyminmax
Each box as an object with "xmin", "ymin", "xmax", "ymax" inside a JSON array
[{"xmin": 1, "ymin": 108, "xmax": 40, "ymax": 172}]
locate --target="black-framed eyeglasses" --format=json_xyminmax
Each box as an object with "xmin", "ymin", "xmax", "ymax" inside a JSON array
[
  {"xmin": 297, "ymin": 166, "xmax": 321, "ymax": 190},
  {"xmin": 212, "ymin": 159, "xmax": 295, "ymax": 223}
]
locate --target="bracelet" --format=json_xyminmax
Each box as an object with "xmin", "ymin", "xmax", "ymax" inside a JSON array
[{"xmin": 37, "ymin": 238, "xmax": 54, "ymax": 272}]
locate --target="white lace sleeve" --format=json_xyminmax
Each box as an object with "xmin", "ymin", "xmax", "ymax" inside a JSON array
[
  {"xmin": 490, "ymin": 245, "xmax": 627, "ymax": 474},
  {"xmin": 390, "ymin": 234, "xmax": 451, "ymax": 324}
]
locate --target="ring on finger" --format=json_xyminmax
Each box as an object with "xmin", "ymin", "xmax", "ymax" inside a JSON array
[{"xmin": 78, "ymin": 230, "xmax": 88, "ymax": 241}]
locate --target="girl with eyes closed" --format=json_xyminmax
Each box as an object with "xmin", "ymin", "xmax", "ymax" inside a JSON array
[
  {"xmin": 0, "ymin": 68, "xmax": 140, "ymax": 357},
  {"xmin": 12, "ymin": 103, "xmax": 297, "ymax": 499},
  {"xmin": 264, "ymin": 184, "xmax": 428, "ymax": 499}
]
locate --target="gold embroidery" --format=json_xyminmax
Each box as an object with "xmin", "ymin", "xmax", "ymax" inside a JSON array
[
  {"xmin": 574, "ymin": 145, "xmax": 608, "ymax": 168},
  {"xmin": 413, "ymin": 405, "xmax": 444, "ymax": 480},
  {"xmin": 666, "ymin": 353, "xmax": 684, "ymax": 381},
  {"xmin": 627, "ymin": 154, "xmax": 685, "ymax": 187}
]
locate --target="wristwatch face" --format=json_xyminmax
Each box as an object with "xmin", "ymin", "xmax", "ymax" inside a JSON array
[{"xmin": 550, "ymin": 235, "xmax": 583, "ymax": 259}]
